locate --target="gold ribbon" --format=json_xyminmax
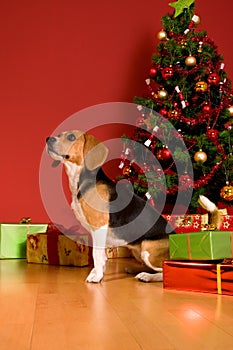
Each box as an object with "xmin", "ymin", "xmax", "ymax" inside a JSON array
[
  {"xmin": 217, "ymin": 264, "xmax": 222, "ymax": 295},
  {"xmin": 201, "ymin": 223, "xmax": 217, "ymax": 231},
  {"xmin": 19, "ymin": 217, "xmax": 32, "ymax": 234},
  {"xmin": 19, "ymin": 217, "xmax": 31, "ymax": 224}
]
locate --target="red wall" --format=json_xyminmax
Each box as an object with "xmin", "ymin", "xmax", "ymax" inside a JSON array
[{"xmin": 0, "ymin": 0, "xmax": 232, "ymax": 222}]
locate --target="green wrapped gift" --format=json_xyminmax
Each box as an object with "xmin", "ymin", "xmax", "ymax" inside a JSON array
[
  {"xmin": 0, "ymin": 224, "xmax": 48, "ymax": 259},
  {"xmin": 169, "ymin": 231, "xmax": 233, "ymax": 260}
]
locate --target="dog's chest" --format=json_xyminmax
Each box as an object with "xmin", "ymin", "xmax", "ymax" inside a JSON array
[
  {"xmin": 64, "ymin": 163, "xmax": 90, "ymax": 229},
  {"xmin": 71, "ymin": 197, "xmax": 92, "ymax": 231}
]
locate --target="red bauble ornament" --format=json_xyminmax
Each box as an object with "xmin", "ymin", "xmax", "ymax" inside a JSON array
[
  {"xmin": 179, "ymin": 173, "xmax": 193, "ymax": 189},
  {"xmin": 161, "ymin": 66, "xmax": 174, "ymax": 80},
  {"xmin": 202, "ymin": 103, "xmax": 211, "ymax": 113},
  {"xmin": 159, "ymin": 108, "xmax": 168, "ymax": 117},
  {"xmin": 155, "ymin": 167, "xmax": 163, "ymax": 178},
  {"xmin": 149, "ymin": 67, "xmax": 157, "ymax": 77},
  {"xmin": 136, "ymin": 116, "xmax": 145, "ymax": 127},
  {"xmin": 206, "ymin": 129, "xmax": 219, "ymax": 141},
  {"xmin": 207, "ymin": 73, "xmax": 220, "ymax": 85},
  {"xmin": 142, "ymin": 163, "xmax": 151, "ymax": 173},
  {"xmin": 156, "ymin": 146, "xmax": 172, "ymax": 161}
]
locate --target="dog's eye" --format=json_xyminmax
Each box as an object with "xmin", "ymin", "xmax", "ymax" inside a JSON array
[{"xmin": 67, "ymin": 134, "xmax": 76, "ymax": 141}]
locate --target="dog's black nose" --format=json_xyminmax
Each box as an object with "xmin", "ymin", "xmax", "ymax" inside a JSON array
[{"xmin": 46, "ymin": 136, "xmax": 56, "ymax": 144}]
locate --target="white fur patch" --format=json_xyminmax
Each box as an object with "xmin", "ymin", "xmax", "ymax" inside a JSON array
[
  {"xmin": 135, "ymin": 272, "xmax": 163, "ymax": 282},
  {"xmin": 140, "ymin": 251, "xmax": 163, "ymax": 272},
  {"xmin": 135, "ymin": 250, "xmax": 163, "ymax": 282},
  {"xmin": 63, "ymin": 161, "xmax": 93, "ymax": 231},
  {"xmin": 86, "ymin": 225, "xmax": 108, "ymax": 283},
  {"xmin": 64, "ymin": 162, "xmax": 82, "ymax": 194}
]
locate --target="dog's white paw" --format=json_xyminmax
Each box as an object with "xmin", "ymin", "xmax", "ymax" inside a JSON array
[
  {"xmin": 135, "ymin": 272, "xmax": 163, "ymax": 283},
  {"xmin": 86, "ymin": 268, "xmax": 104, "ymax": 283}
]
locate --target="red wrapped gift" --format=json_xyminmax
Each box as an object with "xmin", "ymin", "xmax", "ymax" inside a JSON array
[
  {"xmin": 163, "ymin": 214, "xmax": 202, "ymax": 233},
  {"xmin": 218, "ymin": 202, "xmax": 233, "ymax": 215},
  {"xmin": 218, "ymin": 215, "xmax": 233, "ymax": 230},
  {"xmin": 163, "ymin": 259, "xmax": 233, "ymax": 296}
]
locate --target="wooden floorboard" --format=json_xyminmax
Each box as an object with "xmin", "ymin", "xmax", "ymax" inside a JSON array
[{"xmin": 0, "ymin": 258, "xmax": 232, "ymax": 350}]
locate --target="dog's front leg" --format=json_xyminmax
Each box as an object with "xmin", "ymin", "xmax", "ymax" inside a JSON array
[{"xmin": 86, "ymin": 224, "xmax": 108, "ymax": 283}]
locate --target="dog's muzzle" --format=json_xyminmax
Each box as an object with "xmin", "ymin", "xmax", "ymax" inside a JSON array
[
  {"xmin": 46, "ymin": 136, "xmax": 70, "ymax": 160},
  {"xmin": 46, "ymin": 136, "xmax": 56, "ymax": 147}
]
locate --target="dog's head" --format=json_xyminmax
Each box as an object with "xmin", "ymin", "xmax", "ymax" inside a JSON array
[{"xmin": 46, "ymin": 130, "xmax": 108, "ymax": 171}]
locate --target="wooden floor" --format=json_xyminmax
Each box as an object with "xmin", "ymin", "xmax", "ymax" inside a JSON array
[{"xmin": 0, "ymin": 258, "xmax": 232, "ymax": 350}]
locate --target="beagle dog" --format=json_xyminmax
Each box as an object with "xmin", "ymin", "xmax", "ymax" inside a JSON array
[{"xmin": 46, "ymin": 130, "xmax": 219, "ymax": 283}]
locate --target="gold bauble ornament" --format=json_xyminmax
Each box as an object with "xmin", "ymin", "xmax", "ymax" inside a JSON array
[
  {"xmin": 195, "ymin": 81, "xmax": 208, "ymax": 93},
  {"xmin": 122, "ymin": 165, "xmax": 132, "ymax": 177},
  {"xmin": 169, "ymin": 109, "xmax": 179, "ymax": 118},
  {"xmin": 185, "ymin": 55, "xmax": 197, "ymax": 67},
  {"xmin": 194, "ymin": 149, "xmax": 207, "ymax": 163},
  {"xmin": 157, "ymin": 30, "xmax": 167, "ymax": 41},
  {"xmin": 179, "ymin": 39, "xmax": 187, "ymax": 49},
  {"xmin": 227, "ymin": 105, "xmax": 233, "ymax": 116},
  {"xmin": 157, "ymin": 88, "xmax": 168, "ymax": 100},
  {"xmin": 220, "ymin": 182, "xmax": 233, "ymax": 201}
]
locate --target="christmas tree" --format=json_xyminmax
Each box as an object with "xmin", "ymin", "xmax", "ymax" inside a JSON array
[{"xmin": 120, "ymin": 0, "xmax": 233, "ymax": 213}]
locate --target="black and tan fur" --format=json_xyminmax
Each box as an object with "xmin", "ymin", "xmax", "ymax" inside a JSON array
[{"xmin": 46, "ymin": 130, "xmax": 220, "ymax": 283}]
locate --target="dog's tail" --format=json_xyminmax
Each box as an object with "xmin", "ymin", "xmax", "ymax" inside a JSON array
[{"xmin": 198, "ymin": 195, "xmax": 222, "ymax": 229}]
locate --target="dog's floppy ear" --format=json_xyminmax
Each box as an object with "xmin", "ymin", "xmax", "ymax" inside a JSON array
[{"xmin": 83, "ymin": 134, "xmax": 108, "ymax": 170}]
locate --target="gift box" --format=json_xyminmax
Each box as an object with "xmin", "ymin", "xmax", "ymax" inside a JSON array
[
  {"xmin": 218, "ymin": 215, "xmax": 233, "ymax": 231},
  {"xmin": 106, "ymin": 246, "xmax": 132, "ymax": 259},
  {"xmin": 0, "ymin": 223, "xmax": 48, "ymax": 259},
  {"xmin": 218, "ymin": 202, "xmax": 233, "ymax": 215},
  {"xmin": 169, "ymin": 231, "xmax": 233, "ymax": 260},
  {"xmin": 26, "ymin": 224, "xmax": 93, "ymax": 266},
  {"xmin": 163, "ymin": 214, "xmax": 202, "ymax": 233},
  {"xmin": 163, "ymin": 259, "xmax": 233, "ymax": 296}
]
